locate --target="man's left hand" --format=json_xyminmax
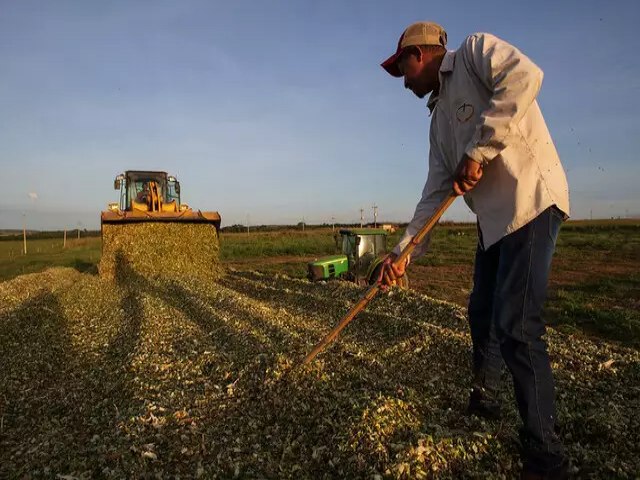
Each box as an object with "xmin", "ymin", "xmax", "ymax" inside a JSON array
[
  {"xmin": 453, "ymin": 155, "xmax": 483, "ymax": 196},
  {"xmin": 377, "ymin": 253, "xmax": 407, "ymax": 290}
]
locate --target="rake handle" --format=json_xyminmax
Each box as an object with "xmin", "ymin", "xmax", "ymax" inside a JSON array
[{"xmin": 302, "ymin": 192, "xmax": 456, "ymax": 365}]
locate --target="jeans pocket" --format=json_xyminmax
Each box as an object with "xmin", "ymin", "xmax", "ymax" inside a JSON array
[
  {"xmin": 550, "ymin": 205, "xmax": 565, "ymax": 221},
  {"xmin": 548, "ymin": 206, "xmax": 563, "ymax": 244}
]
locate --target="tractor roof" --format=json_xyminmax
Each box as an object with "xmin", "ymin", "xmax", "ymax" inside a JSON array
[{"xmin": 339, "ymin": 228, "xmax": 388, "ymax": 236}]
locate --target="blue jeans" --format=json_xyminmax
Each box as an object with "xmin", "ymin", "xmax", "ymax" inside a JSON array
[{"xmin": 468, "ymin": 205, "xmax": 566, "ymax": 472}]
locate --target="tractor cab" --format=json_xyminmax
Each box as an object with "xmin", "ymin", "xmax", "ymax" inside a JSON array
[
  {"xmin": 112, "ymin": 171, "xmax": 183, "ymax": 213},
  {"xmin": 308, "ymin": 228, "xmax": 405, "ymax": 287},
  {"xmin": 339, "ymin": 229, "xmax": 388, "ymax": 283}
]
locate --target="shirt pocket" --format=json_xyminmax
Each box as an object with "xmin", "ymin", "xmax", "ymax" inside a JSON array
[{"xmin": 451, "ymin": 98, "xmax": 478, "ymax": 158}]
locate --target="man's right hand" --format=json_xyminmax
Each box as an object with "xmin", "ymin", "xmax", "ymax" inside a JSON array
[
  {"xmin": 453, "ymin": 155, "xmax": 483, "ymax": 196},
  {"xmin": 378, "ymin": 253, "xmax": 408, "ymax": 289}
]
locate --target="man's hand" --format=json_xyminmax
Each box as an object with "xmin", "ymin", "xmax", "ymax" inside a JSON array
[
  {"xmin": 453, "ymin": 155, "xmax": 483, "ymax": 196},
  {"xmin": 377, "ymin": 253, "xmax": 407, "ymax": 290}
]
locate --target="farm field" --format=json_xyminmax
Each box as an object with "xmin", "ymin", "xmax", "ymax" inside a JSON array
[
  {"xmin": 2, "ymin": 220, "xmax": 639, "ymax": 347},
  {"xmin": 1, "ymin": 221, "xmax": 639, "ymax": 478}
]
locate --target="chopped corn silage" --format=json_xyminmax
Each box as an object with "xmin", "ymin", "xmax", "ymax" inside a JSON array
[
  {"xmin": 0, "ymin": 268, "xmax": 638, "ymax": 479},
  {"xmin": 99, "ymin": 222, "xmax": 222, "ymax": 282}
]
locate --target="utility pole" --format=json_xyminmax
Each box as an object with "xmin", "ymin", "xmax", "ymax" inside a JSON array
[
  {"xmin": 24, "ymin": 192, "xmax": 38, "ymax": 254},
  {"xmin": 22, "ymin": 213, "xmax": 27, "ymax": 255},
  {"xmin": 372, "ymin": 204, "xmax": 378, "ymax": 228},
  {"xmin": 302, "ymin": 216, "xmax": 305, "ymax": 232},
  {"xmin": 331, "ymin": 216, "xmax": 335, "ymax": 233},
  {"xmin": 63, "ymin": 229, "xmax": 67, "ymax": 248},
  {"xmin": 246, "ymin": 213, "xmax": 250, "ymax": 236},
  {"xmin": 359, "ymin": 208, "xmax": 364, "ymax": 228}
]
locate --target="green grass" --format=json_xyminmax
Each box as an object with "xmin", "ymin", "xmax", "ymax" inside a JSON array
[
  {"xmin": 219, "ymin": 229, "xmax": 338, "ymax": 260},
  {"xmin": 556, "ymin": 223, "xmax": 640, "ymax": 258},
  {"xmin": 546, "ymin": 274, "xmax": 640, "ymax": 345},
  {"xmin": 413, "ymin": 225, "xmax": 477, "ymax": 266},
  {"xmin": 0, "ymin": 237, "xmax": 101, "ymax": 280},
  {"xmin": 2, "ymin": 221, "xmax": 639, "ymax": 347}
]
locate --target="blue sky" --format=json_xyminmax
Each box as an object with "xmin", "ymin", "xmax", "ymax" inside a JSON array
[{"xmin": 1, "ymin": 0, "xmax": 638, "ymax": 230}]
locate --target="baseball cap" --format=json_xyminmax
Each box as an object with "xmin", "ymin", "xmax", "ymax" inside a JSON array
[{"xmin": 381, "ymin": 22, "xmax": 448, "ymax": 77}]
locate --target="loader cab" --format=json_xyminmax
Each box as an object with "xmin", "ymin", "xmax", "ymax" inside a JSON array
[
  {"xmin": 102, "ymin": 169, "xmax": 221, "ymax": 233},
  {"xmin": 113, "ymin": 171, "xmax": 182, "ymax": 212}
]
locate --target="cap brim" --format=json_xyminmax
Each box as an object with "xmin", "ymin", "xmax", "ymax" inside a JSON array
[{"xmin": 381, "ymin": 51, "xmax": 403, "ymax": 77}]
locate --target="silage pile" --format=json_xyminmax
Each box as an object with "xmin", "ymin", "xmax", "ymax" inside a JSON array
[
  {"xmin": 0, "ymin": 267, "xmax": 638, "ymax": 479},
  {"xmin": 99, "ymin": 222, "xmax": 221, "ymax": 281}
]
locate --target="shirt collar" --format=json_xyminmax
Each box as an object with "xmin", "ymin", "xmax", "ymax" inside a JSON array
[
  {"xmin": 427, "ymin": 50, "xmax": 455, "ymax": 113},
  {"xmin": 439, "ymin": 50, "xmax": 455, "ymax": 73}
]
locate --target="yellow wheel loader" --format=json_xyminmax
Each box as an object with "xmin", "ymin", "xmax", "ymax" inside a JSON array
[{"xmin": 99, "ymin": 171, "xmax": 222, "ymax": 282}]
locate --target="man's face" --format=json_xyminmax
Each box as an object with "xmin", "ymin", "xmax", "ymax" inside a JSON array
[{"xmin": 398, "ymin": 48, "xmax": 437, "ymax": 99}]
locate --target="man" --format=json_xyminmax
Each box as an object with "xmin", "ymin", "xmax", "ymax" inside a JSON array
[
  {"xmin": 379, "ymin": 22, "xmax": 570, "ymax": 479},
  {"xmin": 135, "ymin": 182, "xmax": 151, "ymax": 204}
]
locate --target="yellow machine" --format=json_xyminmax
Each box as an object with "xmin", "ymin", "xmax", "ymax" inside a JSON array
[
  {"xmin": 99, "ymin": 170, "xmax": 222, "ymax": 281},
  {"xmin": 101, "ymin": 170, "xmax": 221, "ymax": 227}
]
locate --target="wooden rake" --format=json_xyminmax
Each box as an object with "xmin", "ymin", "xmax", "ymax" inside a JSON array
[{"xmin": 302, "ymin": 192, "xmax": 457, "ymax": 365}]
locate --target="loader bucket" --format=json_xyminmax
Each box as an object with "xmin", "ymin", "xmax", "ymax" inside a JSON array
[{"xmin": 99, "ymin": 210, "xmax": 222, "ymax": 282}]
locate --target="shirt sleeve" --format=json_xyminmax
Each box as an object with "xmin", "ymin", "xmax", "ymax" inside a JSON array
[
  {"xmin": 392, "ymin": 132, "xmax": 452, "ymax": 261},
  {"xmin": 462, "ymin": 33, "xmax": 544, "ymax": 165}
]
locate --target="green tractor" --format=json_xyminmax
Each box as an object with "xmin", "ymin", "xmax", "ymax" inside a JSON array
[{"xmin": 307, "ymin": 228, "xmax": 409, "ymax": 288}]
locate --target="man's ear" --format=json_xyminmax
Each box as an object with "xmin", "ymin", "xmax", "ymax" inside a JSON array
[
  {"xmin": 404, "ymin": 45, "xmax": 423, "ymax": 64},
  {"xmin": 413, "ymin": 46, "xmax": 424, "ymax": 63}
]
